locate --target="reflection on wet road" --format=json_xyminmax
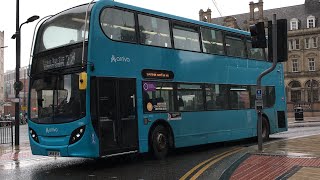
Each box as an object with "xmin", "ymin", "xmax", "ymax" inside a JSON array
[
  {"xmin": 0, "ymin": 143, "xmax": 245, "ymax": 180},
  {"xmin": 264, "ymin": 135, "xmax": 320, "ymax": 157},
  {"xmin": 1, "ymin": 125, "xmax": 320, "ymax": 180}
]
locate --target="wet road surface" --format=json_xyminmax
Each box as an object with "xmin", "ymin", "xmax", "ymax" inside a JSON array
[
  {"xmin": 0, "ymin": 144, "xmax": 246, "ymax": 180},
  {"xmin": 1, "ymin": 125, "xmax": 320, "ymax": 180}
]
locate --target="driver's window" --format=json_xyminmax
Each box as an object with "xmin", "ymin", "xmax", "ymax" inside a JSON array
[{"xmin": 41, "ymin": 90, "xmax": 53, "ymax": 108}]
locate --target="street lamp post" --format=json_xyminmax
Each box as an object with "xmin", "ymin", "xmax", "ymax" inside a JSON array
[{"xmin": 12, "ymin": 0, "xmax": 39, "ymax": 146}]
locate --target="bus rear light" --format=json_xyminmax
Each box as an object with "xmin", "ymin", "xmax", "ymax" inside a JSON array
[
  {"xmin": 69, "ymin": 126, "xmax": 86, "ymax": 145},
  {"xmin": 29, "ymin": 128, "xmax": 39, "ymax": 143}
]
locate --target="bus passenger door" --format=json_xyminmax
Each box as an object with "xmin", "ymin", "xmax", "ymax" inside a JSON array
[
  {"xmin": 97, "ymin": 78, "xmax": 138, "ymax": 156},
  {"xmin": 118, "ymin": 79, "xmax": 138, "ymax": 149},
  {"xmin": 97, "ymin": 80, "xmax": 118, "ymax": 153}
]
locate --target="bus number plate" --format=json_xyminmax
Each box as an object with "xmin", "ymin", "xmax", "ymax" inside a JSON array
[{"xmin": 48, "ymin": 151, "xmax": 60, "ymax": 157}]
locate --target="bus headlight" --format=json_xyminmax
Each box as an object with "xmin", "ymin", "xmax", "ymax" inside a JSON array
[
  {"xmin": 69, "ymin": 126, "xmax": 86, "ymax": 145},
  {"xmin": 29, "ymin": 128, "xmax": 39, "ymax": 143}
]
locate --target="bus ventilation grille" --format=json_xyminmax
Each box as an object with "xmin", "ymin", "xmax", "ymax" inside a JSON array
[{"xmin": 277, "ymin": 111, "xmax": 286, "ymax": 128}]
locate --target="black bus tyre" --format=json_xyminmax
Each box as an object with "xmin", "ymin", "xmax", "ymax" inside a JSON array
[
  {"xmin": 262, "ymin": 117, "xmax": 270, "ymax": 141},
  {"xmin": 151, "ymin": 125, "xmax": 169, "ymax": 160}
]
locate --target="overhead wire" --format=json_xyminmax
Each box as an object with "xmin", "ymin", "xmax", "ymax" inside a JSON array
[{"xmin": 211, "ymin": 0, "xmax": 223, "ymax": 17}]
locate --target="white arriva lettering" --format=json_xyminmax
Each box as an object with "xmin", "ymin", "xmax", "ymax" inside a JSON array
[
  {"xmin": 110, "ymin": 55, "xmax": 131, "ymax": 63},
  {"xmin": 46, "ymin": 128, "xmax": 58, "ymax": 134}
]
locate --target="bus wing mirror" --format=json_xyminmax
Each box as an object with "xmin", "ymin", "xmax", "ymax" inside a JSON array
[{"xmin": 79, "ymin": 72, "xmax": 87, "ymax": 90}]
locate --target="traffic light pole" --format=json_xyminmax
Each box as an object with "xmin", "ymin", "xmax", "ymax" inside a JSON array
[{"xmin": 256, "ymin": 14, "xmax": 278, "ymax": 151}]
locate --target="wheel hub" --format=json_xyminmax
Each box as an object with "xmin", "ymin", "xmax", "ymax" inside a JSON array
[{"xmin": 156, "ymin": 133, "xmax": 167, "ymax": 150}]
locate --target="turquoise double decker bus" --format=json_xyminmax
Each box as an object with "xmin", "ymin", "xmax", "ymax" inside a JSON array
[{"xmin": 28, "ymin": 0, "xmax": 287, "ymax": 159}]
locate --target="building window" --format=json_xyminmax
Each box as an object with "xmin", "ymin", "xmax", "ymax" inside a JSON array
[
  {"xmin": 289, "ymin": 39, "xmax": 300, "ymax": 50},
  {"xmin": 289, "ymin": 81, "xmax": 301, "ymax": 102},
  {"xmin": 306, "ymin": 80, "xmax": 319, "ymax": 102},
  {"xmin": 307, "ymin": 15, "xmax": 315, "ymax": 28},
  {"xmin": 309, "ymin": 58, "xmax": 315, "ymax": 71},
  {"xmin": 290, "ymin": 18, "xmax": 298, "ymax": 30},
  {"xmin": 292, "ymin": 59, "xmax": 299, "ymax": 72},
  {"xmin": 305, "ymin": 38, "xmax": 310, "ymax": 49},
  {"xmin": 306, "ymin": 37, "xmax": 318, "ymax": 49},
  {"xmin": 312, "ymin": 37, "xmax": 318, "ymax": 48},
  {"xmin": 295, "ymin": 39, "xmax": 300, "ymax": 49}
]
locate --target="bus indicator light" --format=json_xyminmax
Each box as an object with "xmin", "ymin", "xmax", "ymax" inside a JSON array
[{"xmin": 79, "ymin": 72, "xmax": 87, "ymax": 90}]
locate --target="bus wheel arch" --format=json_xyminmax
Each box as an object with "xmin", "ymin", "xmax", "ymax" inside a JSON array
[
  {"xmin": 261, "ymin": 114, "xmax": 270, "ymax": 141},
  {"xmin": 148, "ymin": 120, "xmax": 175, "ymax": 159}
]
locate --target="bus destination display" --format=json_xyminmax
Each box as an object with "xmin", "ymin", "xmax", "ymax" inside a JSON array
[{"xmin": 142, "ymin": 69, "xmax": 174, "ymax": 80}]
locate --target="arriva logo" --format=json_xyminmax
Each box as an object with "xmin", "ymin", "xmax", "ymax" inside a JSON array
[
  {"xmin": 111, "ymin": 55, "xmax": 131, "ymax": 63},
  {"xmin": 46, "ymin": 128, "xmax": 58, "ymax": 134}
]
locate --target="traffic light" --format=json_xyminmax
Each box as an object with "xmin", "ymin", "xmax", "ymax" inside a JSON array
[
  {"xmin": 268, "ymin": 19, "xmax": 288, "ymax": 62},
  {"xmin": 250, "ymin": 22, "xmax": 267, "ymax": 48}
]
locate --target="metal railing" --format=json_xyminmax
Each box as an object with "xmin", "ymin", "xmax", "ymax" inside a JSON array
[{"xmin": 0, "ymin": 121, "xmax": 13, "ymax": 146}]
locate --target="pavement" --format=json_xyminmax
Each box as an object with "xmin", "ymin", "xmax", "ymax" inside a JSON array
[
  {"xmin": 219, "ymin": 116, "xmax": 320, "ymax": 180},
  {"xmin": 0, "ymin": 124, "xmax": 37, "ymax": 164},
  {"xmin": 2, "ymin": 117, "xmax": 320, "ymax": 179}
]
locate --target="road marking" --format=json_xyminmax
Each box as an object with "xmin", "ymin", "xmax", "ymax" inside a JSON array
[
  {"xmin": 190, "ymin": 148, "xmax": 243, "ymax": 180},
  {"xmin": 179, "ymin": 147, "xmax": 242, "ymax": 180}
]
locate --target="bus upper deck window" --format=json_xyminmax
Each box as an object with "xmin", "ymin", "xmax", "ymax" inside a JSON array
[
  {"xmin": 201, "ymin": 28, "xmax": 224, "ymax": 55},
  {"xmin": 138, "ymin": 14, "xmax": 171, "ymax": 48},
  {"xmin": 100, "ymin": 8, "xmax": 136, "ymax": 43}
]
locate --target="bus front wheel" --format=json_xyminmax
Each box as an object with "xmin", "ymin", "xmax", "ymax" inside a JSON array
[{"xmin": 151, "ymin": 125, "xmax": 169, "ymax": 160}]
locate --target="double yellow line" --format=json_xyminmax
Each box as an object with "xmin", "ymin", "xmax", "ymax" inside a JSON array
[{"xmin": 180, "ymin": 147, "xmax": 243, "ymax": 180}]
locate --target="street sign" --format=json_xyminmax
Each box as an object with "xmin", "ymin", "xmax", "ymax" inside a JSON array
[
  {"xmin": 14, "ymin": 81, "xmax": 24, "ymax": 92},
  {"xmin": 21, "ymin": 106, "xmax": 27, "ymax": 111},
  {"xmin": 3, "ymin": 102, "xmax": 12, "ymax": 106},
  {"xmin": 255, "ymin": 99, "xmax": 263, "ymax": 109},
  {"xmin": 256, "ymin": 89, "xmax": 262, "ymax": 99},
  {"xmin": 12, "ymin": 98, "xmax": 20, "ymax": 103}
]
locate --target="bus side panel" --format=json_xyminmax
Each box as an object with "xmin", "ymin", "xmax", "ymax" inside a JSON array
[
  {"xmin": 144, "ymin": 110, "xmax": 257, "ymax": 148},
  {"xmin": 137, "ymin": 80, "xmax": 150, "ymax": 153},
  {"xmin": 88, "ymin": 3, "xmax": 287, "ymax": 152}
]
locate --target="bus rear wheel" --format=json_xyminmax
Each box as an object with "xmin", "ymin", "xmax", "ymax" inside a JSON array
[
  {"xmin": 262, "ymin": 117, "xmax": 270, "ymax": 141},
  {"xmin": 151, "ymin": 125, "xmax": 169, "ymax": 160}
]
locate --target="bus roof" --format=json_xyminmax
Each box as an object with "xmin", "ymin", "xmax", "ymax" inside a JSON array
[{"xmin": 96, "ymin": 0, "xmax": 250, "ymax": 36}]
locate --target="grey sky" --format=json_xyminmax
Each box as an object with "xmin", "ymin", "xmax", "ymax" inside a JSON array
[{"xmin": 0, "ymin": 0, "xmax": 304, "ymax": 71}]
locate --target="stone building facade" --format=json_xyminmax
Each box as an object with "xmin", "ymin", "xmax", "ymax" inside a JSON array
[
  {"xmin": 0, "ymin": 31, "xmax": 5, "ymax": 114},
  {"xmin": 200, "ymin": 0, "xmax": 320, "ymax": 117},
  {"xmin": 4, "ymin": 66, "xmax": 29, "ymax": 116}
]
